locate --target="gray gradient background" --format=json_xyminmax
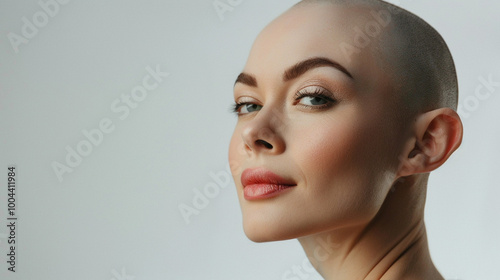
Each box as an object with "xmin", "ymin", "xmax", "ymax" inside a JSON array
[{"xmin": 0, "ymin": 0, "xmax": 499, "ymax": 279}]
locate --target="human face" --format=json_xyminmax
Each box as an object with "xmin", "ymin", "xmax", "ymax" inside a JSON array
[{"xmin": 228, "ymin": 3, "xmax": 406, "ymax": 242}]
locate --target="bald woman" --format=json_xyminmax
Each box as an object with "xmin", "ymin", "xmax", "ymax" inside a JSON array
[{"xmin": 228, "ymin": 0, "xmax": 463, "ymax": 279}]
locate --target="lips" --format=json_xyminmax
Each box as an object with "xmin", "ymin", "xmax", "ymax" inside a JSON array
[{"xmin": 241, "ymin": 168, "xmax": 296, "ymax": 200}]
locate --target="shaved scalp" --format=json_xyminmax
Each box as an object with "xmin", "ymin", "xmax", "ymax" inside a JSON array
[{"xmin": 294, "ymin": 0, "xmax": 458, "ymax": 117}]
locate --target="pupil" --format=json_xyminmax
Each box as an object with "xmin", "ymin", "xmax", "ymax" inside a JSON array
[
  {"xmin": 247, "ymin": 104, "xmax": 260, "ymax": 112},
  {"xmin": 311, "ymin": 97, "xmax": 325, "ymax": 105}
]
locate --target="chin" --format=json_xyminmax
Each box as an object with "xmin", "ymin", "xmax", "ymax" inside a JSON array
[
  {"xmin": 243, "ymin": 225, "xmax": 292, "ymax": 243},
  {"xmin": 242, "ymin": 215, "xmax": 317, "ymax": 242}
]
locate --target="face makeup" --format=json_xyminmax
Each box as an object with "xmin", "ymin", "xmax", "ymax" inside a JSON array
[
  {"xmin": 241, "ymin": 167, "xmax": 296, "ymax": 200},
  {"xmin": 228, "ymin": 3, "xmax": 404, "ymax": 242}
]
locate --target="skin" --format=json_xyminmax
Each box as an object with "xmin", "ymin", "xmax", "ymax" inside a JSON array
[{"xmin": 228, "ymin": 1, "xmax": 463, "ymax": 279}]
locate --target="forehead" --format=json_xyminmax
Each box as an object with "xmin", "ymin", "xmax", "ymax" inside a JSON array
[{"xmin": 243, "ymin": 3, "xmax": 394, "ymax": 92}]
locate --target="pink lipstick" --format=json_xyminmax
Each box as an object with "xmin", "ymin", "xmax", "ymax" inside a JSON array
[{"xmin": 241, "ymin": 168, "xmax": 296, "ymax": 200}]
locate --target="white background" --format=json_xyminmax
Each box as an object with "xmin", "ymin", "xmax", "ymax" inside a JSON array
[{"xmin": 0, "ymin": 0, "xmax": 499, "ymax": 279}]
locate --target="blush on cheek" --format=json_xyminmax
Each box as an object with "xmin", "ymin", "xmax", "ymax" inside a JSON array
[
  {"xmin": 294, "ymin": 119, "xmax": 359, "ymax": 178},
  {"xmin": 290, "ymin": 112, "xmax": 390, "ymax": 214}
]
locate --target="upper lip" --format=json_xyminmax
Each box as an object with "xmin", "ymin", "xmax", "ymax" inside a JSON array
[{"xmin": 241, "ymin": 167, "xmax": 296, "ymax": 187}]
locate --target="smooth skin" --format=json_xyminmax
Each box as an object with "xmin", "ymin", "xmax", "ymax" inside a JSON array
[{"xmin": 228, "ymin": 1, "xmax": 462, "ymax": 279}]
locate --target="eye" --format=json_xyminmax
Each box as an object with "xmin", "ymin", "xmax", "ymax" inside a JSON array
[
  {"xmin": 232, "ymin": 102, "xmax": 263, "ymax": 115},
  {"xmin": 299, "ymin": 96, "xmax": 329, "ymax": 106},
  {"xmin": 294, "ymin": 87, "xmax": 336, "ymax": 109}
]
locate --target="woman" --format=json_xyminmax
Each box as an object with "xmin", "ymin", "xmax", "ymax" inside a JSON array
[{"xmin": 228, "ymin": 0, "xmax": 463, "ymax": 279}]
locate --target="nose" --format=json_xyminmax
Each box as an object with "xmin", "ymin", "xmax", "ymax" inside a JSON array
[{"xmin": 241, "ymin": 107, "xmax": 286, "ymax": 155}]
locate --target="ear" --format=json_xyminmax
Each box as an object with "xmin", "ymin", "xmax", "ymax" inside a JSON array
[{"xmin": 397, "ymin": 108, "xmax": 463, "ymax": 177}]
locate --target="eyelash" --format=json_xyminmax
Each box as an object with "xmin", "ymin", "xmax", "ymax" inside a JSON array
[
  {"xmin": 294, "ymin": 87, "xmax": 337, "ymax": 109},
  {"xmin": 231, "ymin": 88, "xmax": 337, "ymax": 115},
  {"xmin": 231, "ymin": 102, "xmax": 245, "ymax": 114},
  {"xmin": 231, "ymin": 98, "xmax": 262, "ymax": 115}
]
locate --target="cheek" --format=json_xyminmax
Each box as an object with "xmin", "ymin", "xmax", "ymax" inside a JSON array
[
  {"xmin": 292, "ymin": 114, "xmax": 370, "ymax": 183},
  {"xmin": 289, "ymin": 111, "xmax": 392, "ymax": 223}
]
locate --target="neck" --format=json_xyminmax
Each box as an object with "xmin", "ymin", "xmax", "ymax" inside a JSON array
[{"xmin": 298, "ymin": 175, "xmax": 444, "ymax": 280}]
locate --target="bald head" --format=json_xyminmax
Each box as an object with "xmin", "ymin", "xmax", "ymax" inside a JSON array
[{"xmin": 293, "ymin": 0, "xmax": 458, "ymax": 116}]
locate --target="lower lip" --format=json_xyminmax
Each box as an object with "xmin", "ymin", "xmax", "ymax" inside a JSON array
[{"xmin": 243, "ymin": 184, "xmax": 295, "ymax": 200}]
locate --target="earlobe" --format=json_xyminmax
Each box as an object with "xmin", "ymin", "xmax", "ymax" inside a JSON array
[{"xmin": 397, "ymin": 108, "xmax": 463, "ymax": 177}]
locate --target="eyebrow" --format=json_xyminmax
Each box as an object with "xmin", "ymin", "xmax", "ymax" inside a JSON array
[
  {"xmin": 284, "ymin": 57, "xmax": 353, "ymax": 81},
  {"xmin": 234, "ymin": 72, "xmax": 257, "ymax": 87},
  {"xmin": 234, "ymin": 57, "xmax": 353, "ymax": 87}
]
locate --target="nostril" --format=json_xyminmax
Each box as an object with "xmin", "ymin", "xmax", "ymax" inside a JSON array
[{"xmin": 255, "ymin": 139, "xmax": 273, "ymax": 149}]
